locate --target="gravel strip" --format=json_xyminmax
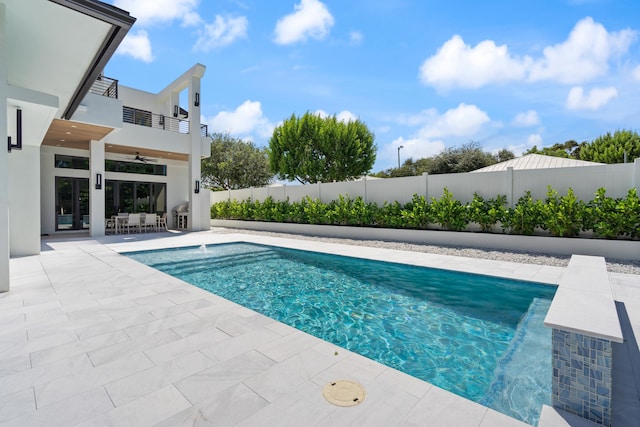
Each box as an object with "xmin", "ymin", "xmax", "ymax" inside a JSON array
[{"xmin": 213, "ymin": 227, "xmax": 640, "ymax": 275}]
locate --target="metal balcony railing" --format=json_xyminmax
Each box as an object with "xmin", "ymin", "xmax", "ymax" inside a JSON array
[
  {"xmin": 89, "ymin": 75, "xmax": 118, "ymax": 98},
  {"xmin": 123, "ymin": 106, "xmax": 190, "ymax": 134}
]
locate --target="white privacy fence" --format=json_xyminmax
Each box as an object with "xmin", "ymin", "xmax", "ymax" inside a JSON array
[{"xmin": 211, "ymin": 158, "xmax": 640, "ymax": 207}]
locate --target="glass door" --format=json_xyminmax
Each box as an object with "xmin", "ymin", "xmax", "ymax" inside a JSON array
[{"xmin": 55, "ymin": 177, "xmax": 89, "ymax": 231}]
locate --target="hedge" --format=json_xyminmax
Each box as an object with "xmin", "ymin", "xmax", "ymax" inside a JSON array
[{"xmin": 211, "ymin": 186, "xmax": 640, "ymax": 240}]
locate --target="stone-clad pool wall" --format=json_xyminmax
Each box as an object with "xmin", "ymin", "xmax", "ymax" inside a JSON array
[
  {"xmin": 544, "ymin": 255, "xmax": 623, "ymax": 427},
  {"xmin": 551, "ymin": 329, "xmax": 613, "ymax": 426}
]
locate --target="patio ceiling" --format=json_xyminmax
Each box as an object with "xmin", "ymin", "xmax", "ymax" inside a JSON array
[{"xmin": 42, "ymin": 119, "xmax": 189, "ymax": 161}]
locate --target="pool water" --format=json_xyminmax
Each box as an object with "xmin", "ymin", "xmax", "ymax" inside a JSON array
[{"xmin": 126, "ymin": 242, "xmax": 556, "ymax": 425}]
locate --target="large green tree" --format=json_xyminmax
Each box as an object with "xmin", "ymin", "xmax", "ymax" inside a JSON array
[
  {"xmin": 580, "ymin": 129, "xmax": 640, "ymax": 163},
  {"xmin": 201, "ymin": 133, "xmax": 273, "ymax": 190},
  {"xmin": 268, "ymin": 112, "xmax": 376, "ymax": 184}
]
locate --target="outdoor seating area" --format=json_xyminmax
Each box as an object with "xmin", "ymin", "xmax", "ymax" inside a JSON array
[{"xmin": 105, "ymin": 212, "xmax": 168, "ymax": 234}]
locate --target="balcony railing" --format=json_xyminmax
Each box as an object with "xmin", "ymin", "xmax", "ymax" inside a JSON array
[
  {"xmin": 90, "ymin": 75, "xmax": 118, "ymax": 98},
  {"xmin": 200, "ymin": 124, "xmax": 208, "ymax": 137},
  {"xmin": 123, "ymin": 106, "xmax": 189, "ymax": 134}
]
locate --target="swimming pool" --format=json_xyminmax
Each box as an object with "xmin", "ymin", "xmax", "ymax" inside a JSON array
[{"xmin": 126, "ymin": 242, "xmax": 556, "ymax": 425}]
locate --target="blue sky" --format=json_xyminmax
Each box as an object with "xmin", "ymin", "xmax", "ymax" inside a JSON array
[{"xmin": 106, "ymin": 0, "xmax": 640, "ymax": 171}]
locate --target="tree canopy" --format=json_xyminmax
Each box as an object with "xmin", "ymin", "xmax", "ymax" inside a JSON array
[
  {"xmin": 201, "ymin": 133, "xmax": 272, "ymax": 190},
  {"xmin": 579, "ymin": 129, "xmax": 640, "ymax": 163},
  {"xmin": 373, "ymin": 142, "xmax": 514, "ymax": 177},
  {"xmin": 522, "ymin": 130, "xmax": 640, "ymax": 164},
  {"xmin": 524, "ymin": 140, "xmax": 583, "ymax": 159},
  {"xmin": 268, "ymin": 112, "xmax": 376, "ymax": 184}
]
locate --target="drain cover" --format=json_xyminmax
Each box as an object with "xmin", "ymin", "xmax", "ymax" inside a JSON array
[{"xmin": 322, "ymin": 380, "xmax": 366, "ymax": 407}]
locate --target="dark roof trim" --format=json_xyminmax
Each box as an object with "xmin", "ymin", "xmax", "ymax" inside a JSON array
[{"xmin": 48, "ymin": 0, "xmax": 136, "ymax": 120}]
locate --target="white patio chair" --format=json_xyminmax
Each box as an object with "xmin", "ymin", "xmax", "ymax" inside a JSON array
[
  {"xmin": 157, "ymin": 213, "xmax": 168, "ymax": 231},
  {"xmin": 144, "ymin": 213, "xmax": 157, "ymax": 232},
  {"xmin": 125, "ymin": 213, "xmax": 141, "ymax": 233}
]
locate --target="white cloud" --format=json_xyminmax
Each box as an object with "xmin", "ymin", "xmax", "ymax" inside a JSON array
[
  {"xmin": 116, "ymin": 30, "xmax": 154, "ymax": 62},
  {"xmin": 349, "ymin": 31, "xmax": 363, "ymax": 46},
  {"xmin": 193, "ymin": 15, "xmax": 248, "ymax": 51},
  {"xmin": 566, "ymin": 86, "xmax": 618, "ymax": 110},
  {"xmin": 528, "ymin": 133, "xmax": 543, "ymax": 146},
  {"xmin": 419, "ymin": 17, "xmax": 637, "ymax": 89},
  {"xmin": 273, "ymin": 0, "xmax": 334, "ymax": 45},
  {"xmin": 512, "ymin": 110, "xmax": 541, "ymax": 127},
  {"xmin": 416, "ymin": 103, "xmax": 490, "ymax": 139},
  {"xmin": 114, "ymin": 0, "xmax": 201, "ymax": 27},
  {"xmin": 502, "ymin": 134, "xmax": 541, "ymax": 156},
  {"xmin": 529, "ymin": 17, "xmax": 636, "ymax": 84},
  {"xmin": 383, "ymin": 137, "xmax": 446, "ymax": 166},
  {"xmin": 419, "ymin": 35, "xmax": 529, "ymax": 89},
  {"xmin": 633, "ymin": 65, "xmax": 640, "ymax": 81},
  {"xmin": 315, "ymin": 109, "xmax": 357, "ymax": 122},
  {"xmin": 206, "ymin": 100, "xmax": 274, "ymax": 139}
]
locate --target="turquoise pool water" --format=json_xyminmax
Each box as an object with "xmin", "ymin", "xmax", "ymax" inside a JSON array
[{"xmin": 126, "ymin": 242, "xmax": 556, "ymax": 425}]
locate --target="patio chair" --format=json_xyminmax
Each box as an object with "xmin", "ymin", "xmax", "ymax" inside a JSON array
[
  {"xmin": 157, "ymin": 213, "xmax": 168, "ymax": 231},
  {"xmin": 105, "ymin": 218, "xmax": 116, "ymax": 234},
  {"xmin": 144, "ymin": 213, "xmax": 157, "ymax": 232},
  {"xmin": 124, "ymin": 213, "xmax": 141, "ymax": 233}
]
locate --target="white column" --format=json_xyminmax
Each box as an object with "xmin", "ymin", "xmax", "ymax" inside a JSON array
[
  {"xmin": 188, "ymin": 75, "xmax": 202, "ymax": 231},
  {"xmin": 89, "ymin": 139, "xmax": 105, "ymax": 236},
  {"xmin": 0, "ymin": 3, "xmax": 9, "ymax": 291}
]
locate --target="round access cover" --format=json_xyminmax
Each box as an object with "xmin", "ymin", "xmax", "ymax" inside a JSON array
[{"xmin": 322, "ymin": 380, "xmax": 366, "ymax": 407}]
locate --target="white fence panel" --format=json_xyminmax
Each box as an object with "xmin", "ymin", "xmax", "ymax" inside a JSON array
[
  {"xmin": 366, "ymin": 176, "xmax": 425, "ymax": 205},
  {"xmin": 285, "ymin": 184, "xmax": 320, "ymax": 202},
  {"xmin": 513, "ymin": 164, "xmax": 633, "ymax": 201},
  {"xmin": 320, "ymin": 180, "xmax": 365, "ymax": 203},
  {"xmin": 210, "ymin": 159, "xmax": 639, "ymax": 207},
  {"xmin": 428, "ymin": 171, "xmax": 509, "ymax": 204}
]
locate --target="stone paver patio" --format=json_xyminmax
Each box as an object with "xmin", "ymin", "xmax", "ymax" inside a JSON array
[{"xmin": 1, "ymin": 230, "xmax": 638, "ymax": 426}]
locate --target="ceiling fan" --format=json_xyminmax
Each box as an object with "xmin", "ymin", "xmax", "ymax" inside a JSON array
[{"xmin": 132, "ymin": 152, "xmax": 157, "ymax": 163}]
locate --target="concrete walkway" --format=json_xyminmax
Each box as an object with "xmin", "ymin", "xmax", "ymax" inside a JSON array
[{"xmin": 0, "ymin": 230, "xmax": 638, "ymax": 426}]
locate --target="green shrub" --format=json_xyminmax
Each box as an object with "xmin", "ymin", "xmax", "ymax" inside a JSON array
[
  {"xmin": 210, "ymin": 186, "xmax": 638, "ymax": 239},
  {"xmin": 401, "ymin": 194, "xmax": 432, "ymax": 229},
  {"xmin": 504, "ymin": 191, "xmax": 543, "ymax": 235},
  {"xmin": 540, "ymin": 187, "xmax": 584, "ymax": 237},
  {"xmin": 468, "ymin": 193, "xmax": 507, "ymax": 232},
  {"xmin": 431, "ymin": 188, "xmax": 468, "ymax": 231}
]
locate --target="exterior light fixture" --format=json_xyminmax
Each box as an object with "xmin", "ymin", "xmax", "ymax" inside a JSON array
[
  {"xmin": 195, "ymin": 180, "xmax": 200, "ymax": 194},
  {"xmin": 397, "ymin": 145, "xmax": 403, "ymax": 169},
  {"xmin": 7, "ymin": 109, "xmax": 22, "ymax": 152},
  {"xmin": 194, "ymin": 92, "xmax": 200, "ymax": 107},
  {"xmin": 173, "ymin": 105, "xmax": 179, "ymax": 117},
  {"xmin": 95, "ymin": 173, "xmax": 102, "ymax": 190}
]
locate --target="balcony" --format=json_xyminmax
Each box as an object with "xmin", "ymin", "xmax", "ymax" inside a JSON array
[
  {"xmin": 123, "ymin": 106, "xmax": 189, "ymax": 134},
  {"xmin": 89, "ymin": 75, "xmax": 118, "ymax": 98}
]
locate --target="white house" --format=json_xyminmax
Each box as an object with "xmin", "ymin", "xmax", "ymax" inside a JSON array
[{"xmin": 1, "ymin": 0, "xmax": 212, "ymax": 292}]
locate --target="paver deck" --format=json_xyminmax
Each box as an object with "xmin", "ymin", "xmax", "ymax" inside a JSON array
[{"xmin": 1, "ymin": 230, "xmax": 638, "ymax": 426}]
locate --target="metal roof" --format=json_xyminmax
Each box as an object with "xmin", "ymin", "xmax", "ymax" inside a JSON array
[{"xmin": 471, "ymin": 154, "xmax": 604, "ymax": 173}]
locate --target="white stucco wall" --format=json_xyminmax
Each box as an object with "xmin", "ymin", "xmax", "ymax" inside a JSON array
[
  {"xmin": 9, "ymin": 145, "xmax": 41, "ymax": 256},
  {"xmin": 0, "ymin": 2, "xmax": 9, "ymax": 291}
]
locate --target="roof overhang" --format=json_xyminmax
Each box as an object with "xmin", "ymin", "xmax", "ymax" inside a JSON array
[{"xmin": 6, "ymin": 0, "xmax": 135, "ymax": 120}]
